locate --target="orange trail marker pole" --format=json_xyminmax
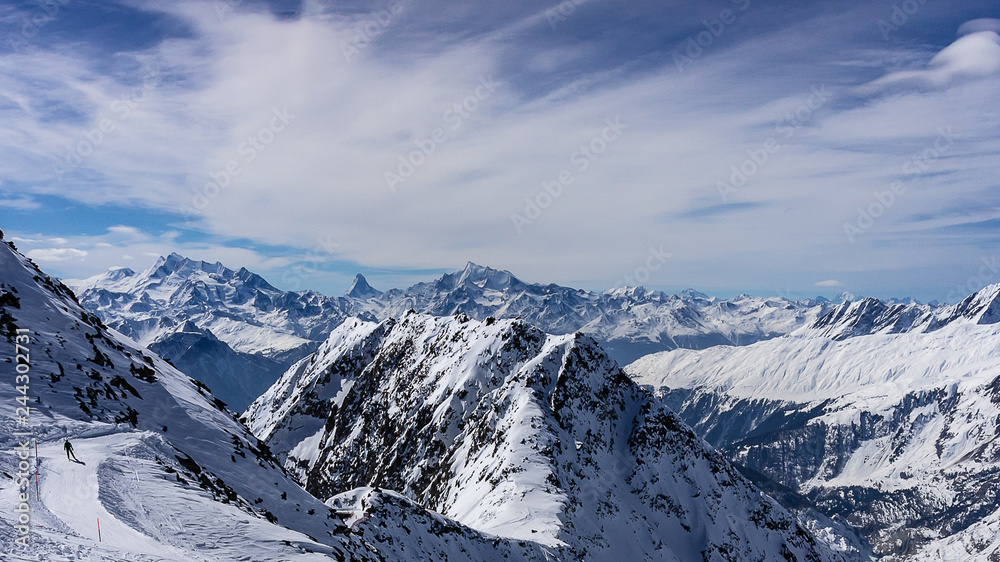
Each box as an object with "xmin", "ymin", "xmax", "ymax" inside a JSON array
[{"xmin": 97, "ymin": 517, "xmax": 101, "ymax": 542}]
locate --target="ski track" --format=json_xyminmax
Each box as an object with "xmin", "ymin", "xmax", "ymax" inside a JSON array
[{"xmin": 37, "ymin": 434, "xmax": 188, "ymax": 561}]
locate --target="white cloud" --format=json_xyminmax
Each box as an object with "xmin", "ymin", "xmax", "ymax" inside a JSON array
[
  {"xmin": 860, "ymin": 30, "xmax": 1000, "ymax": 93},
  {"xmin": 27, "ymin": 248, "xmax": 88, "ymax": 262},
  {"xmin": 958, "ymin": 18, "xmax": 1000, "ymax": 37},
  {"xmin": 106, "ymin": 225, "xmax": 149, "ymax": 241},
  {"xmin": 9, "ymin": 225, "xmax": 297, "ymax": 286},
  {"xmin": 814, "ymin": 280, "xmax": 843, "ymax": 287},
  {"xmin": 0, "ymin": 195, "xmax": 40, "ymax": 210}
]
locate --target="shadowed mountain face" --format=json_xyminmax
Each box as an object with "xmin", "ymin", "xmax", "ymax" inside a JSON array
[
  {"xmin": 245, "ymin": 312, "xmax": 847, "ymax": 561},
  {"xmin": 147, "ymin": 321, "xmax": 288, "ymax": 410},
  {"xmin": 70, "ymin": 254, "xmax": 835, "ymax": 406}
]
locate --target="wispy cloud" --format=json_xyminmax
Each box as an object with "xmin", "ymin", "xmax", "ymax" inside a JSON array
[
  {"xmin": 858, "ymin": 27, "xmax": 1000, "ymax": 93},
  {"xmin": 0, "ymin": 195, "xmax": 40, "ymax": 209},
  {"xmin": 1, "ymin": 1, "xmax": 998, "ymax": 301}
]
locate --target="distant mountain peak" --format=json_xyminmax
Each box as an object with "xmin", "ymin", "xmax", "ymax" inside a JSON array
[
  {"xmin": 346, "ymin": 273, "xmax": 382, "ymax": 299},
  {"xmin": 679, "ymin": 288, "xmax": 710, "ymax": 300},
  {"xmin": 451, "ymin": 261, "xmax": 521, "ymax": 290},
  {"xmin": 152, "ymin": 252, "xmax": 228, "ymax": 277},
  {"xmin": 107, "ymin": 266, "xmax": 136, "ymax": 280},
  {"xmin": 835, "ymin": 291, "xmax": 858, "ymax": 303}
]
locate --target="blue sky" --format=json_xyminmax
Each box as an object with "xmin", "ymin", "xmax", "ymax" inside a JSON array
[{"xmin": 1, "ymin": 0, "xmax": 998, "ymax": 302}]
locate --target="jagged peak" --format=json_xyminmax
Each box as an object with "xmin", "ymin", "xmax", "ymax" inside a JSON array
[
  {"xmin": 972, "ymin": 281, "xmax": 1000, "ymax": 300},
  {"xmin": 151, "ymin": 252, "xmax": 229, "ymax": 278},
  {"xmin": 433, "ymin": 261, "xmax": 523, "ymax": 291},
  {"xmin": 346, "ymin": 273, "xmax": 382, "ymax": 299},
  {"xmin": 604, "ymin": 285, "xmax": 647, "ymax": 299},
  {"xmin": 235, "ymin": 266, "xmax": 278, "ymax": 291}
]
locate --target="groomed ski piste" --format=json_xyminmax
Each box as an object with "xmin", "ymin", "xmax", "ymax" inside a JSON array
[{"xmin": 2, "ymin": 426, "xmax": 356, "ymax": 561}]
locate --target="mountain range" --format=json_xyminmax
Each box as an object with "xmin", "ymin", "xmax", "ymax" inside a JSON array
[
  {"xmin": 0, "ymin": 231, "xmax": 843, "ymax": 561},
  {"xmin": 10, "ymin": 230, "xmax": 1000, "ymax": 560},
  {"xmin": 626, "ymin": 283, "xmax": 1000, "ymax": 560},
  {"xmin": 69, "ymin": 253, "xmax": 835, "ymax": 408}
]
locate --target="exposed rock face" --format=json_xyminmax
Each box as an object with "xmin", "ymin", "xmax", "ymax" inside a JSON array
[{"xmin": 247, "ymin": 313, "xmax": 845, "ymax": 561}]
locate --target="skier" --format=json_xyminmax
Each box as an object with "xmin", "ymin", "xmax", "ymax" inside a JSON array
[{"xmin": 64, "ymin": 439, "xmax": 79, "ymax": 461}]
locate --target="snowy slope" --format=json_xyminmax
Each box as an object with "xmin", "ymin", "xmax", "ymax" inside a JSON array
[
  {"xmin": 246, "ymin": 312, "xmax": 846, "ymax": 561},
  {"xmin": 71, "ymin": 255, "xmax": 833, "ymax": 406},
  {"xmin": 627, "ymin": 319, "xmax": 1000, "ymax": 560},
  {"xmin": 0, "ymin": 234, "xmax": 571, "ymax": 562}
]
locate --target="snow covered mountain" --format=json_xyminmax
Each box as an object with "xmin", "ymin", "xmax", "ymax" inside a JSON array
[
  {"xmin": 71, "ymin": 254, "xmax": 834, "ymax": 408},
  {"xmin": 245, "ymin": 311, "xmax": 848, "ymax": 561},
  {"xmin": 626, "ymin": 289, "xmax": 1000, "ymax": 560},
  {"xmin": 0, "ymin": 232, "xmax": 597, "ymax": 561},
  {"xmin": 350, "ymin": 262, "xmax": 833, "ymax": 363},
  {"xmin": 68, "ymin": 253, "xmax": 360, "ymax": 409},
  {"xmin": 806, "ymin": 284, "xmax": 1000, "ymax": 340}
]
